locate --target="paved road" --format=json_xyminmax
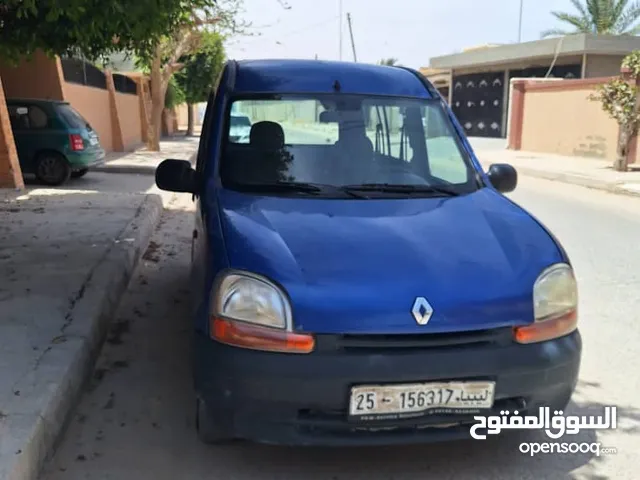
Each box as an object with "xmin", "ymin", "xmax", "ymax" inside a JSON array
[{"xmin": 39, "ymin": 172, "xmax": 639, "ymax": 480}]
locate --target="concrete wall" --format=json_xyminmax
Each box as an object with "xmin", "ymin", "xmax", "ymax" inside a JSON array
[
  {"xmin": 584, "ymin": 54, "xmax": 626, "ymax": 78},
  {"xmin": 509, "ymin": 78, "xmax": 618, "ymax": 160},
  {"xmin": 0, "ymin": 51, "xmax": 65, "ymax": 101},
  {"xmin": 63, "ymin": 82, "xmax": 113, "ymax": 151},
  {"xmin": 176, "ymin": 103, "xmax": 205, "ymax": 128},
  {"xmin": 115, "ymin": 92, "xmax": 142, "ymax": 151}
]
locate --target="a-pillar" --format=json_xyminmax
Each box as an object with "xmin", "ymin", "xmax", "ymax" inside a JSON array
[{"xmin": 0, "ymin": 76, "xmax": 24, "ymax": 189}]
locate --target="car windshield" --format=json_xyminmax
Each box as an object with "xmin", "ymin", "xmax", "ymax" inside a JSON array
[
  {"xmin": 56, "ymin": 104, "xmax": 91, "ymax": 130},
  {"xmin": 221, "ymin": 94, "xmax": 479, "ymax": 197}
]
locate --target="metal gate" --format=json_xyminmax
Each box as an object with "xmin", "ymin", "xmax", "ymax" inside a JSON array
[{"xmin": 451, "ymin": 71, "xmax": 505, "ymax": 138}]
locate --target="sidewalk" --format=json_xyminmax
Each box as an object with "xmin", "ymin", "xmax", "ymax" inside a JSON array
[
  {"xmin": 93, "ymin": 135, "xmax": 199, "ymax": 175},
  {"xmin": 0, "ymin": 186, "xmax": 162, "ymax": 479},
  {"xmin": 469, "ymin": 137, "xmax": 640, "ymax": 197}
]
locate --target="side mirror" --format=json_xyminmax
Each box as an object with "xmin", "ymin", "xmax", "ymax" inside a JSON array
[
  {"xmin": 487, "ymin": 163, "xmax": 517, "ymax": 193},
  {"xmin": 155, "ymin": 159, "xmax": 198, "ymax": 193}
]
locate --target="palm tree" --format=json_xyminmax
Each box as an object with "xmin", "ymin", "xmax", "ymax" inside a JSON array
[
  {"xmin": 378, "ymin": 58, "xmax": 400, "ymax": 66},
  {"xmin": 541, "ymin": 0, "xmax": 640, "ymax": 38}
]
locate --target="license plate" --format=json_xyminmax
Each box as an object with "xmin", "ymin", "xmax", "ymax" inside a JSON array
[
  {"xmin": 89, "ymin": 137, "xmax": 99, "ymax": 146},
  {"xmin": 349, "ymin": 381, "xmax": 495, "ymax": 420}
]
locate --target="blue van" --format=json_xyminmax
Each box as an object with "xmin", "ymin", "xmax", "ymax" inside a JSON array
[{"xmin": 155, "ymin": 60, "xmax": 581, "ymax": 446}]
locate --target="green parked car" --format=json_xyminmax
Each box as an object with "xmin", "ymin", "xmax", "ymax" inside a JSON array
[{"xmin": 7, "ymin": 98, "xmax": 106, "ymax": 186}]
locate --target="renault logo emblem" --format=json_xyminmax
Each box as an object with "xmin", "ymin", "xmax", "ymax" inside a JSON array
[{"xmin": 412, "ymin": 297, "xmax": 433, "ymax": 325}]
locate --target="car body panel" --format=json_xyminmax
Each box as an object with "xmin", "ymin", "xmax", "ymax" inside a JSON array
[{"xmin": 216, "ymin": 187, "xmax": 564, "ymax": 334}]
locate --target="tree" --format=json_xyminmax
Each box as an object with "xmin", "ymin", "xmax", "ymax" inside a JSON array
[
  {"xmin": 590, "ymin": 50, "xmax": 640, "ymax": 171},
  {"xmin": 379, "ymin": 58, "xmax": 400, "ymax": 66},
  {"xmin": 541, "ymin": 0, "xmax": 640, "ymax": 38},
  {"xmin": 135, "ymin": 0, "xmax": 248, "ymax": 151},
  {"xmin": 0, "ymin": 0, "xmax": 193, "ymax": 62},
  {"xmin": 175, "ymin": 31, "xmax": 226, "ymax": 136}
]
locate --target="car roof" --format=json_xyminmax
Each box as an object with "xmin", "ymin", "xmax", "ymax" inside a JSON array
[{"xmin": 231, "ymin": 59, "xmax": 435, "ymax": 99}]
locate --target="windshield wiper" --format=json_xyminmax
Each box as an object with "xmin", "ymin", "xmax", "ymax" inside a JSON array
[
  {"xmin": 235, "ymin": 181, "xmax": 369, "ymax": 199},
  {"xmin": 343, "ymin": 183, "xmax": 460, "ymax": 197}
]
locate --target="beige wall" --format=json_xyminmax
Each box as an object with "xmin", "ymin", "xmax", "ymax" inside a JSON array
[
  {"xmin": 0, "ymin": 51, "xmax": 65, "ymax": 101},
  {"xmin": 115, "ymin": 92, "xmax": 142, "ymax": 151},
  {"xmin": 176, "ymin": 103, "xmax": 205, "ymax": 127},
  {"xmin": 584, "ymin": 54, "xmax": 625, "ymax": 78},
  {"xmin": 520, "ymin": 84, "xmax": 618, "ymax": 159},
  {"xmin": 63, "ymin": 82, "xmax": 113, "ymax": 151}
]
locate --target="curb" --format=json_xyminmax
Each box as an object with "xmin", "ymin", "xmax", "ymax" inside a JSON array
[
  {"xmin": 479, "ymin": 161, "xmax": 640, "ymax": 199},
  {"xmin": 92, "ymin": 165, "xmax": 158, "ymax": 176},
  {"xmin": 0, "ymin": 194, "xmax": 163, "ymax": 480}
]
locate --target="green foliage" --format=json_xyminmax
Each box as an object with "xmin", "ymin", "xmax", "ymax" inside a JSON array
[
  {"xmin": 590, "ymin": 78, "xmax": 639, "ymax": 126},
  {"xmin": 590, "ymin": 50, "xmax": 640, "ymax": 128},
  {"xmin": 622, "ymin": 50, "xmax": 640, "ymax": 76},
  {"xmin": 0, "ymin": 0, "xmax": 219, "ymax": 63},
  {"xmin": 378, "ymin": 58, "xmax": 400, "ymax": 66},
  {"xmin": 541, "ymin": 0, "xmax": 640, "ymax": 37},
  {"xmin": 165, "ymin": 77, "xmax": 186, "ymax": 109},
  {"xmin": 175, "ymin": 31, "xmax": 226, "ymax": 105}
]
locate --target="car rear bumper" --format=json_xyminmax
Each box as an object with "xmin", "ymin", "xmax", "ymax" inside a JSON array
[
  {"xmin": 194, "ymin": 329, "xmax": 581, "ymax": 446},
  {"xmin": 67, "ymin": 148, "xmax": 105, "ymax": 169}
]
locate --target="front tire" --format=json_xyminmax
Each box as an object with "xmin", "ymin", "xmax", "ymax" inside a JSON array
[
  {"xmin": 195, "ymin": 397, "xmax": 233, "ymax": 444},
  {"xmin": 71, "ymin": 168, "xmax": 89, "ymax": 178},
  {"xmin": 35, "ymin": 152, "xmax": 71, "ymax": 186}
]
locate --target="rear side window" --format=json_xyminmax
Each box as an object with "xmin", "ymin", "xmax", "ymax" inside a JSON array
[
  {"xmin": 56, "ymin": 104, "xmax": 91, "ymax": 130},
  {"xmin": 8, "ymin": 105, "xmax": 49, "ymax": 129}
]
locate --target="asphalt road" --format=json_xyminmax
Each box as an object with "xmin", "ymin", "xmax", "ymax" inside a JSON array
[{"xmin": 39, "ymin": 171, "xmax": 640, "ymax": 480}]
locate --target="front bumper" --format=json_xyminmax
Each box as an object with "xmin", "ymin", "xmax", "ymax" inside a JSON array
[{"xmin": 194, "ymin": 328, "xmax": 581, "ymax": 446}]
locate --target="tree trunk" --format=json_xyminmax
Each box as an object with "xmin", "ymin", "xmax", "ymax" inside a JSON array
[
  {"xmin": 147, "ymin": 47, "xmax": 168, "ymax": 152},
  {"xmin": 186, "ymin": 104, "xmax": 195, "ymax": 136},
  {"xmin": 615, "ymin": 127, "xmax": 631, "ymax": 172}
]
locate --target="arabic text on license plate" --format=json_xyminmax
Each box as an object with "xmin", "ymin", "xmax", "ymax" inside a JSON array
[
  {"xmin": 349, "ymin": 381, "xmax": 495, "ymax": 419},
  {"xmin": 89, "ymin": 137, "xmax": 98, "ymax": 146}
]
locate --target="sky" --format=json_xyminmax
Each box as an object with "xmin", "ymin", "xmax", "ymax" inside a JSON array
[{"xmin": 225, "ymin": 0, "xmax": 583, "ymax": 68}]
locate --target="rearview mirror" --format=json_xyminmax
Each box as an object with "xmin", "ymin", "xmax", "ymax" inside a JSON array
[
  {"xmin": 487, "ymin": 163, "xmax": 517, "ymax": 193},
  {"xmin": 155, "ymin": 159, "xmax": 198, "ymax": 193}
]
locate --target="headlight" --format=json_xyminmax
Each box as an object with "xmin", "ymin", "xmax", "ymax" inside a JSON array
[
  {"xmin": 514, "ymin": 263, "xmax": 578, "ymax": 344},
  {"xmin": 215, "ymin": 273, "xmax": 290, "ymax": 329},
  {"xmin": 533, "ymin": 263, "xmax": 578, "ymax": 321},
  {"xmin": 210, "ymin": 271, "xmax": 314, "ymax": 354}
]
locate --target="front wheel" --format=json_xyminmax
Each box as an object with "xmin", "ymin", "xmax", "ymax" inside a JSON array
[
  {"xmin": 71, "ymin": 168, "xmax": 89, "ymax": 178},
  {"xmin": 35, "ymin": 153, "xmax": 71, "ymax": 186},
  {"xmin": 195, "ymin": 397, "xmax": 233, "ymax": 445}
]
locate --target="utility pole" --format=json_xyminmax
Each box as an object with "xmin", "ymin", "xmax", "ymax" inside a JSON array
[
  {"xmin": 339, "ymin": 0, "xmax": 343, "ymax": 60},
  {"xmin": 347, "ymin": 13, "xmax": 357, "ymax": 62},
  {"xmin": 517, "ymin": 0, "xmax": 524, "ymax": 42}
]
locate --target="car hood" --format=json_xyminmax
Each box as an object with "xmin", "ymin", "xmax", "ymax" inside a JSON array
[{"xmin": 216, "ymin": 188, "xmax": 564, "ymax": 334}]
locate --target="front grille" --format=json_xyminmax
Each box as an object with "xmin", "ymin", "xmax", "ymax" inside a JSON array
[{"xmin": 327, "ymin": 327, "xmax": 513, "ymax": 352}]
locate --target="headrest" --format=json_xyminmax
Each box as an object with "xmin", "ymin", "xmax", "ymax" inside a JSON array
[{"xmin": 250, "ymin": 121, "xmax": 285, "ymax": 150}]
